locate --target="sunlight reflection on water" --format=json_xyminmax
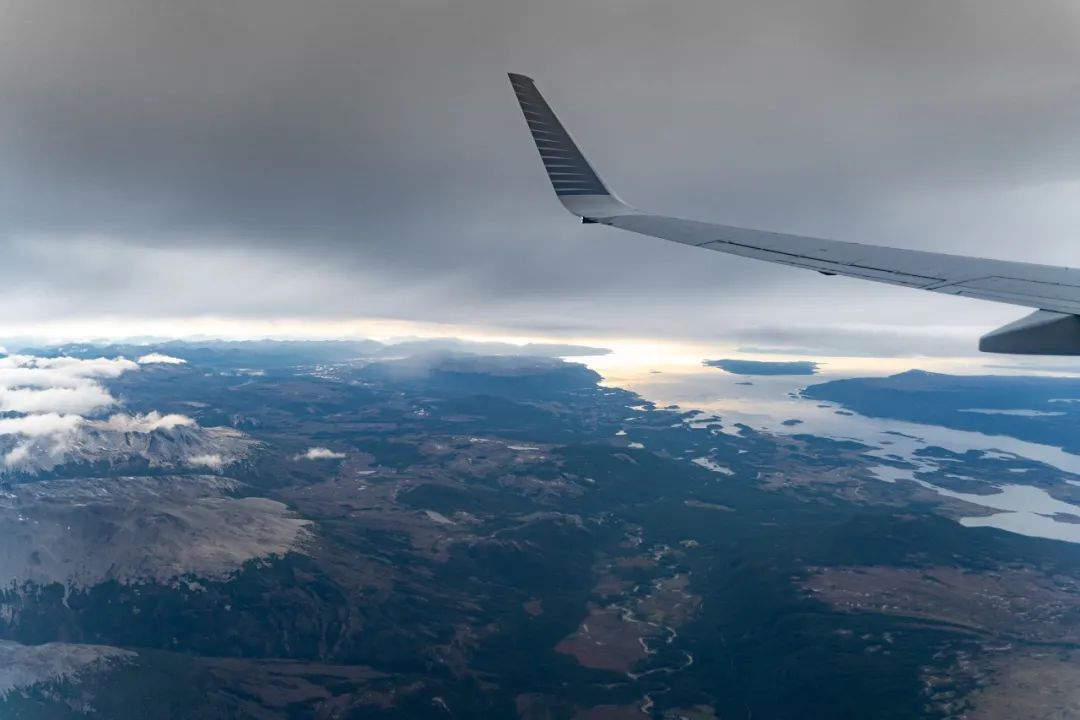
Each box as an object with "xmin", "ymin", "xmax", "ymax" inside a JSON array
[{"xmin": 583, "ymin": 357, "xmax": 1080, "ymax": 544}]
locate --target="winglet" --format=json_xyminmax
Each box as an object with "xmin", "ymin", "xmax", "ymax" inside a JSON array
[{"xmin": 508, "ymin": 74, "xmax": 636, "ymax": 220}]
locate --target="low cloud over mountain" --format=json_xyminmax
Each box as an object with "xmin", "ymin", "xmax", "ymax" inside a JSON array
[{"xmin": 0, "ymin": 354, "xmax": 254, "ymax": 474}]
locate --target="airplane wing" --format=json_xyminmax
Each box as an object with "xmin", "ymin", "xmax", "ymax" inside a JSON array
[{"xmin": 508, "ymin": 72, "xmax": 1080, "ymax": 355}]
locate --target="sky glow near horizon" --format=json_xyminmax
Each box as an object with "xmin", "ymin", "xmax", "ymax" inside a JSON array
[
  {"xmin": 3, "ymin": 1, "xmax": 1080, "ymax": 366},
  {"xmin": 5, "ymin": 314, "xmax": 1080, "ymax": 386}
]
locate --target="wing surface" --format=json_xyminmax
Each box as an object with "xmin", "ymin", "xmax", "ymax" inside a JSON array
[{"xmin": 508, "ymin": 73, "xmax": 1080, "ymax": 354}]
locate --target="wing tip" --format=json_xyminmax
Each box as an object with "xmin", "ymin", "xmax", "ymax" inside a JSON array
[{"xmin": 506, "ymin": 73, "xmax": 637, "ymax": 219}]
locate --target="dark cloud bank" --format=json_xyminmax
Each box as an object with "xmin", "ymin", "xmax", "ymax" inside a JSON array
[
  {"xmin": 704, "ymin": 358, "xmax": 819, "ymax": 376},
  {"xmin": 2, "ymin": 0, "xmax": 1080, "ymax": 355}
]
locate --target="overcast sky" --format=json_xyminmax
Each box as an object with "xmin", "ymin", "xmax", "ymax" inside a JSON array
[{"xmin": 3, "ymin": 0, "xmax": 1080, "ymax": 359}]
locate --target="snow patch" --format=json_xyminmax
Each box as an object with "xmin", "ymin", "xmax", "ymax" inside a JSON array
[
  {"xmin": 424, "ymin": 510, "xmax": 454, "ymax": 525},
  {"xmin": 692, "ymin": 457, "xmax": 734, "ymax": 475},
  {"xmin": 0, "ymin": 641, "xmax": 135, "ymax": 699}
]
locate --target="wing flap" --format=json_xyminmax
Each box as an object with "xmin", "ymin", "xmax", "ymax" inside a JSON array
[
  {"xmin": 950, "ymin": 277, "xmax": 1080, "ymax": 312},
  {"xmin": 602, "ymin": 212, "xmax": 1080, "ymax": 314}
]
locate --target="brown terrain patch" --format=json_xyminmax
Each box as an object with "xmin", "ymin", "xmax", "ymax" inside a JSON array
[
  {"xmin": 592, "ymin": 573, "xmax": 634, "ymax": 598},
  {"xmin": 430, "ymin": 623, "xmax": 496, "ymax": 674},
  {"xmin": 555, "ymin": 608, "xmax": 649, "ymax": 673},
  {"xmin": 516, "ymin": 693, "xmax": 556, "ymax": 720},
  {"xmin": 416, "ymin": 436, "xmax": 557, "ymax": 479},
  {"xmin": 747, "ymin": 439, "xmax": 1018, "ymax": 518},
  {"xmin": 200, "ymin": 658, "xmax": 389, "ymax": 719},
  {"xmin": 963, "ymin": 651, "xmax": 1080, "ymax": 720},
  {"xmin": 559, "ymin": 545, "xmax": 703, "ymax": 681},
  {"xmin": 803, "ymin": 565, "xmax": 1080, "ymax": 643},
  {"xmin": 637, "ymin": 574, "xmax": 700, "ymax": 627},
  {"xmin": 614, "ymin": 556, "xmax": 655, "ymax": 570},
  {"xmin": 282, "ymin": 473, "xmax": 470, "ymax": 564}
]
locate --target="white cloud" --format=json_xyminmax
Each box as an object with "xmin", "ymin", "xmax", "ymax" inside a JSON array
[
  {"xmin": 0, "ymin": 413, "xmax": 83, "ymax": 438},
  {"xmin": 0, "ymin": 354, "xmax": 209, "ymax": 472},
  {"xmin": 294, "ymin": 447, "xmax": 346, "ymax": 461},
  {"xmin": 0, "ymin": 354, "xmax": 260, "ymax": 475},
  {"xmin": 0, "ymin": 355, "xmax": 141, "ymax": 417},
  {"xmin": 0, "ymin": 354, "xmax": 138, "ymax": 377},
  {"xmin": 3, "ymin": 444, "xmax": 32, "ymax": 467},
  {"xmin": 0, "ymin": 413, "xmax": 85, "ymax": 469},
  {"xmin": 0, "ymin": 385, "xmax": 116, "ymax": 415},
  {"xmin": 0, "ymin": 412, "xmax": 201, "ymax": 470},
  {"xmin": 0, "ymin": 355, "xmax": 137, "ymax": 389},
  {"xmin": 136, "ymin": 353, "xmax": 186, "ymax": 365},
  {"xmin": 188, "ymin": 453, "xmax": 224, "ymax": 470},
  {"xmin": 92, "ymin": 412, "xmax": 195, "ymax": 433}
]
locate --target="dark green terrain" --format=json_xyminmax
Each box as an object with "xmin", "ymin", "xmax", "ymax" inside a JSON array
[{"xmin": 2, "ymin": 345, "xmax": 1078, "ymax": 719}]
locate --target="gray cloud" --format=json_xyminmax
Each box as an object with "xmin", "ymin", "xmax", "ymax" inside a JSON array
[
  {"xmin": 732, "ymin": 326, "xmax": 978, "ymax": 358},
  {"xmin": 983, "ymin": 362, "xmax": 1080, "ymax": 375},
  {"xmin": 1, "ymin": 0, "xmax": 1079, "ymax": 354}
]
